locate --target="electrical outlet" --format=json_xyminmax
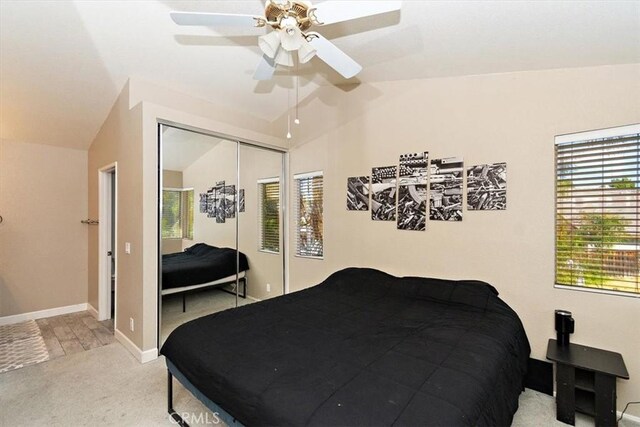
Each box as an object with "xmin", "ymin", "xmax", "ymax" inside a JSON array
[
  {"xmin": 129, "ymin": 317, "xmax": 134, "ymax": 332},
  {"xmin": 125, "ymin": 242, "xmax": 131, "ymax": 254},
  {"xmin": 266, "ymin": 283, "xmax": 271, "ymax": 293}
]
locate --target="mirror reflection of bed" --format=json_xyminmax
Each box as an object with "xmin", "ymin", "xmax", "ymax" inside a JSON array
[{"xmin": 159, "ymin": 126, "xmax": 284, "ymax": 343}]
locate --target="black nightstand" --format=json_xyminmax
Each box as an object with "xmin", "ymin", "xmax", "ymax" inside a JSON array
[{"xmin": 546, "ymin": 339, "xmax": 629, "ymax": 426}]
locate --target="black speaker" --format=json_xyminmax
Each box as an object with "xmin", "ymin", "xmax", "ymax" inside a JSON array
[{"xmin": 555, "ymin": 309, "xmax": 574, "ymax": 346}]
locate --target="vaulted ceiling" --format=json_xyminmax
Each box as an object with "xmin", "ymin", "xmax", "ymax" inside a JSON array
[{"xmin": 1, "ymin": 1, "xmax": 639, "ymax": 150}]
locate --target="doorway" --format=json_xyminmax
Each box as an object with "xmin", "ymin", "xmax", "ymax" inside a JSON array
[{"xmin": 98, "ymin": 163, "xmax": 117, "ymax": 325}]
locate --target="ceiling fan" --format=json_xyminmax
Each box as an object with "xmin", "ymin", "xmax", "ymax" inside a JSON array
[{"xmin": 170, "ymin": 1, "xmax": 401, "ymax": 81}]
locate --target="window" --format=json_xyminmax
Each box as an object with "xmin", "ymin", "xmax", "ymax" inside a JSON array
[
  {"xmin": 258, "ymin": 178, "xmax": 280, "ymax": 253},
  {"xmin": 555, "ymin": 124, "xmax": 639, "ymax": 295},
  {"xmin": 294, "ymin": 171, "xmax": 323, "ymax": 258},
  {"xmin": 162, "ymin": 189, "xmax": 194, "ymax": 240}
]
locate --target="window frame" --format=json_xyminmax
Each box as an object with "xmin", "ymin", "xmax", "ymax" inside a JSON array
[
  {"xmin": 161, "ymin": 187, "xmax": 194, "ymax": 241},
  {"xmin": 294, "ymin": 171, "xmax": 324, "ymax": 260},
  {"xmin": 554, "ymin": 124, "xmax": 640, "ymax": 298},
  {"xmin": 258, "ymin": 177, "xmax": 281, "ymax": 254}
]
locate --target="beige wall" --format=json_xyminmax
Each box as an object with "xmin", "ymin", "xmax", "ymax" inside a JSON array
[
  {"xmin": 162, "ymin": 169, "xmax": 184, "ymax": 255},
  {"xmin": 288, "ymin": 64, "xmax": 640, "ymax": 415},
  {"xmin": 0, "ymin": 139, "xmax": 87, "ymax": 317},
  {"xmin": 238, "ymin": 144, "xmax": 284, "ymax": 300},
  {"xmin": 162, "ymin": 170, "xmax": 182, "ymax": 188},
  {"xmin": 88, "ymin": 82, "xmax": 144, "ymax": 346},
  {"xmin": 181, "ymin": 139, "xmax": 285, "ymax": 300}
]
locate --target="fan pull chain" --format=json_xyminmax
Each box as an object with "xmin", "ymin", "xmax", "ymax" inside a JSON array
[
  {"xmin": 286, "ymin": 78, "xmax": 292, "ymax": 139},
  {"xmin": 295, "ymin": 61, "xmax": 300, "ymax": 125}
]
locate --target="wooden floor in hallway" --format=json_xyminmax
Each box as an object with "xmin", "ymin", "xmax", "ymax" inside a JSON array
[{"xmin": 36, "ymin": 311, "xmax": 115, "ymax": 360}]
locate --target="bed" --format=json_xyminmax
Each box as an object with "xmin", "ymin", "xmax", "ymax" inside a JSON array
[
  {"xmin": 162, "ymin": 243, "xmax": 250, "ymax": 311},
  {"xmin": 161, "ymin": 267, "xmax": 530, "ymax": 426}
]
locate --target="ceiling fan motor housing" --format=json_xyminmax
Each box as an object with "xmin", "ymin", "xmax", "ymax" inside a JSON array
[{"xmin": 265, "ymin": 0, "xmax": 314, "ymax": 31}]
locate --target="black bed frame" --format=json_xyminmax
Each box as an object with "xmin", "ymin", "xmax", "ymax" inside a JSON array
[
  {"xmin": 168, "ymin": 370, "xmax": 190, "ymax": 427},
  {"xmin": 167, "ymin": 276, "xmax": 247, "ymax": 313},
  {"xmin": 168, "ymin": 369, "xmax": 237, "ymax": 427}
]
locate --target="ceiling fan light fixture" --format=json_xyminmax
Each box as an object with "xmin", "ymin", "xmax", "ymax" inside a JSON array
[
  {"xmin": 297, "ymin": 39, "xmax": 316, "ymax": 63},
  {"xmin": 258, "ymin": 31, "xmax": 281, "ymax": 58},
  {"xmin": 275, "ymin": 48, "xmax": 294, "ymax": 67},
  {"xmin": 280, "ymin": 25, "xmax": 303, "ymax": 51}
]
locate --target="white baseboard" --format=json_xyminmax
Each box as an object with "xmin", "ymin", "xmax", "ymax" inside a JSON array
[
  {"xmin": 87, "ymin": 303, "xmax": 99, "ymax": 319},
  {"xmin": 114, "ymin": 328, "xmax": 158, "ymax": 364},
  {"xmin": 0, "ymin": 303, "xmax": 88, "ymax": 326},
  {"xmin": 620, "ymin": 411, "xmax": 640, "ymax": 426},
  {"xmin": 141, "ymin": 347, "xmax": 159, "ymax": 363}
]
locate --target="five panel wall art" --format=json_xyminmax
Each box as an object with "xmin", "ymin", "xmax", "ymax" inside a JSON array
[
  {"xmin": 346, "ymin": 152, "xmax": 506, "ymax": 231},
  {"xmin": 199, "ymin": 181, "xmax": 245, "ymax": 223}
]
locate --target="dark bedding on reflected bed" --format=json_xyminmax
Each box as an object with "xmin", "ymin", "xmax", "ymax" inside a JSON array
[
  {"xmin": 162, "ymin": 243, "xmax": 249, "ymax": 290},
  {"xmin": 161, "ymin": 267, "xmax": 530, "ymax": 426}
]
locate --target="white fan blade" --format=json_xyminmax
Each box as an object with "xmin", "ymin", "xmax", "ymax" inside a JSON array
[
  {"xmin": 170, "ymin": 12, "xmax": 260, "ymax": 27},
  {"xmin": 312, "ymin": 1, "xmax": 401, "ymax": 26},
  {"xmin": 307, "ymin": 32, "xmax": 362, "ymax": 79},
  {"xmin": 254, "ymin": 54, "xmax": 277, "ymax": 80}
]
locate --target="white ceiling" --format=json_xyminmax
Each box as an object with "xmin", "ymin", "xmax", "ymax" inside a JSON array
[
  {"xmin": 162, "ymin": 126, "xmax": 221, "ymax": 171},
  {"xmin": 1, "ymin": 1, "xmax": 639, "ymax": 150}
]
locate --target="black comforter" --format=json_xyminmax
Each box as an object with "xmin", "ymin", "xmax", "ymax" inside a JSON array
[
  {"xmin": 162, "ymin": 243, "xmax": 249, "ymax": 290},
  {"xmin": 161, "ymin": 267, "xmax": 530, "ymax": 426}
]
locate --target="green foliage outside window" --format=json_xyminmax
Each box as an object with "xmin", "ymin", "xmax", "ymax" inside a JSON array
[
  {"xmin": 260, "ymin": 181, "xmax": 280, "ymax": 252},
  {"xmin": 162, "ymin": 189, "xmax": 193, "ymax": 240}
]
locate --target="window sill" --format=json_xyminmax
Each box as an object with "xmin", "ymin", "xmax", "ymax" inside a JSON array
[
  {"xmin": 294, "ymin": 254, "xmax": 324, "ymax": 260},
  {"xmin": 259, "ymin": 249, "xmax": 280, "ymax": 255},
  {"xmin": 554, "ymin": 284, "xmax": 640, "ymax": 299}
]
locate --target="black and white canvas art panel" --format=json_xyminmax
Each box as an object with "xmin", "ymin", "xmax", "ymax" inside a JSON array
[
  {"xmin": 238, "ymin": 189, "xmax": 245, "ymax": 213},
  {"xmin": 397, "ymin": 184, "xmax": 427, "ymax": 231},
  {"xmin": 199, "ymin": 193, "xmax": 208, "ymax": 213},
  {"xmin": 429, "ymin": 157, "xmax": 464, "ymax": 221},
  {"xmin": 206, "ymin": 188, "xmax": 216, "ymax": 218},
  {"xmin": 398, "ymin": 152, "xmax": 429, "ymax": 185},
  {"xmin": 347, "ymin": 176, "xmax": 370, "ymax": 211},
  {"xmin": 397, "ymin": 152, "xmax": 429, "ymax": 231},
  {"xmin": 223, "ymin": 185, "xmax": 236, "ymax": 219},
  {"xmin": 467, "ymin": 163, "xmax": 507, "ymax": 210},
  {"xmin": 371, "ymin": 166, "xmax": 397, "ymax": 221},
  {"xmin": 215, "ymin": 181, "xmax": 225, "ymax": 223}
]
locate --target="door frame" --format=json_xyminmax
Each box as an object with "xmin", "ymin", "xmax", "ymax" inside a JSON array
[{"xmin": 98, "ymin": 162, "xmax": 117, "ymax": 322}]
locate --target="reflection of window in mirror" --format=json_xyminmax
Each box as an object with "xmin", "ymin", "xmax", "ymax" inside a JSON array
[
  {"xmin": 258, "ymin": 178, "xmax": 280, "ymax": 253},
  {"xmin": 294, "ymin": 172, "xmax": 323, "ymax": 258},
  {"xmin": 162, "ymin": 188, "xmax": 194, "ymax": 240}
]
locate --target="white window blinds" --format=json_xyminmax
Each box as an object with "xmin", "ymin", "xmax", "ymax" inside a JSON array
[
  {"xmin": 294, "ymin": 171, "xmax": 323, "ymax": 258},
  {"xmin": 555, "ymin": 125, "xmax": 639, "ymax": 295},
  {"xmin": 258, "ymin": 179, "xmax": 280, "ymax": 253},
  {"xmin": 162, "ymin": 189, "xmax": 194, "ymax": 240}
]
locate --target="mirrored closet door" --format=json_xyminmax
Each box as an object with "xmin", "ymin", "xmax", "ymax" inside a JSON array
[{"xmin": 158, "ymin": 124, "xmax": 285, "ymax": 344}]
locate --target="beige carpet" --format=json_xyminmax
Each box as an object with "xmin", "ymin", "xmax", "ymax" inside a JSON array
[
  {"xmin": 0, "ymin": 340, "xmax": 637, "ymax": 426},
  {"xmin": 0, "ymin": 320, "xmax": 49, "ymax": 373},
  {"xmin": 0, "ymin": 342, "xmax": 210, "ymax": 426},
  {"xmin": 161, "ymin": 289, "xmax": 254, "ymax": 344}
]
